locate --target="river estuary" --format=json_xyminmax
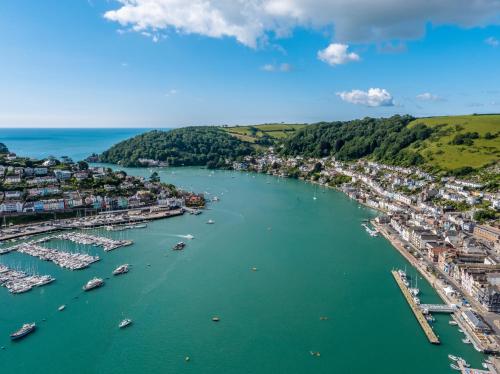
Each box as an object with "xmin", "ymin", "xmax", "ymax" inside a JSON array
[{"xmin": 0, "ymin": 166, "xmax": 486, "ymax": 373}]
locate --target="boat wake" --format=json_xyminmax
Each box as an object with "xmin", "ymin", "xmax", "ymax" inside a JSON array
[{"xmin": 177, "ymin": 234, "xmax": 194, "ymax": 240}]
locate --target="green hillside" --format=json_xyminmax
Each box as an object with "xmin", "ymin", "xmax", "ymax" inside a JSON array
[
  {"xmin": 408, "ymin": 114, "xmax": 500, "ymax": 170},
  {"xmin": 224, "ymin": 124, "xmax": 306, "ymax": 143}
]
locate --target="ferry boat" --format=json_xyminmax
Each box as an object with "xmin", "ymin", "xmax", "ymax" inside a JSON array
[
  {"xmin": 173, "ymin": 242, "xmax": 186, "ymax": 250},
  {"xmin": 83, "ymin": 277, "xmax": 104, "ymax": 291},
  {"xmin": 10, "ymin": 323, "xmax": 36, "ymax": 340},
  {"xmin": 113, "ymin": 264, "xmax": 129, "ymax": 276},
  {"xmin": 119, "ymin": 319, "xmax": 132, "ymax": 329}
]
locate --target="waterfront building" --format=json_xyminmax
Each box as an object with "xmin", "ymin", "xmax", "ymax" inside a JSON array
[
  {"xmin": 462, "ymin": 310, "xmax": 492, "ymax": 333},
  {"xmin": 474, "ymin": 225, "xmax": 500, "ymax": 244}
]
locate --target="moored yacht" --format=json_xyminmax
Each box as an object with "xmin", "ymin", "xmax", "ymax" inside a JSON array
[
  {"xmin": 83, "ymin": 277, "xmax": 104, "ymax": 291},
  {"xmin": 119, "ymin": 318, "xmax": 132, "ymax": 329},
  {"xmin": 10, "ymin": 323, "xmax": 36, "ymax": 340},
  {"xmin": 113, "ymin": 264, "xmax": 129, "ymax": 276}
]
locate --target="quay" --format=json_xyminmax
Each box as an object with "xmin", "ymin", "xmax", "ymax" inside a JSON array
[
  {"xmin": 391, "ymin": 270, "xmax": 440, "ymax": 344},
  {"xmin": 13, "ymin": 242, "xmax": 99, "ymax": 270}
]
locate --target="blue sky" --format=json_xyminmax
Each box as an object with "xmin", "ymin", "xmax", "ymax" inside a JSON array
[{"xmin": 0, "ymin": 0, "xmax": 499, "ymax": 127}]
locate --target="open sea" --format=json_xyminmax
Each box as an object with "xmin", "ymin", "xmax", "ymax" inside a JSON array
[{"xmin": 0, "ymin": 129, "xmax": 487, "ymax": 373}]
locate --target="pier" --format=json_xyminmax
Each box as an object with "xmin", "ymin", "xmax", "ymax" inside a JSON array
[
  {"xmin": 420, "ymin": 304, "xmax": 457, "ymax": 313},
  {"xmin": 14, "ymin": 242, "xmax": 99, "ymax": 270},
  {"xmin": 391, "ymin": 270, "xmax": 440, "ymax": 344},
  {"xmin": 50, "ymin": 233, "xmax": 133, "ymax": 252}
]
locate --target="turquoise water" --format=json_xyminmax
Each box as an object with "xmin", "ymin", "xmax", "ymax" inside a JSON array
[
  {"xmin": 0, "ymin": 167, "xmax": 486, "ymax": 373},
  {"xmin": 0, "ymin": 128, "xmax": 150, "ymax": 160}
]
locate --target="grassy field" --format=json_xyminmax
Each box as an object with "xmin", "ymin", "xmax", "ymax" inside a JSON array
[
  {"xmin": 408, "ymin": 114, "xmax": 500, "ymax": 170},
  {"xmin": 223, "ymin": 124, "xmax": 306, "ymax": 143}
]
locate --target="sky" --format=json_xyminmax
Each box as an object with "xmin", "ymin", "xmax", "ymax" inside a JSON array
[{"xmin": 0, "ymin": 0, "xmax": 499, "ymax": 128}]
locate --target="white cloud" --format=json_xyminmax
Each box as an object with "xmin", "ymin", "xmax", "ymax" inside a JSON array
[
  {"xmin": 261, "ymin": 62, "xmax": 292, "ymax": 72},
  {"xmin": 337, "ymin": 88, "xmax": 394, "ymax": 107},
  {"xmin": 104, "ymin": 1, "xmax": 500, "ymax": 47},
  {"xmin": 416, "ymin": 92, "xmax": 444, "ymax": 101},
  {"xmin": 485, "ymin": 36, "xmax": 499, "ymax": 47},
  {"xmin": 165, "ymin": 88, "xmax": 178, "ymax": 96},
  {"xmin": 317, "ymin": 43, "xmax": 359, "ymax": 66}
]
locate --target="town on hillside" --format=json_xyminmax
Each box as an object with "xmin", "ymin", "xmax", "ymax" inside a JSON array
[
  {"xmin": 233, "ymin": 150, "xmax": 500, "ymax": 352},
  {"xmin": 0, "ymin": 151, "xmax": 205, "ymax": 240}
]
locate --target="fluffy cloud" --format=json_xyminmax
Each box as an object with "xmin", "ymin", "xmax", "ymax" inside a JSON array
[
  {"xmin": 262, "ymin": 62, "xmax": 292, "ymax": 72},
  {"xmin": 104, "ymin": 0, "xmax": 500, "ymax": 47},
  {"xmin": 337, "ymin": 88, "xmax": 394, "ymax": 107},
  {"xmin": 485, "ymin": 36, "xmax": 499, "ymax": 47},
  {"xmin": 416, "ymin": 92, "xmax": 444, "ymax": 101},
  {"xmin": 317, "ymin": 43, "xmax": 359, "ymax": 65}
]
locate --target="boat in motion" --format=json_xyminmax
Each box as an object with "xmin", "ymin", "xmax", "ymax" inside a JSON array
[
  {"xmin": 10, "ymin": 323, "xmax": 36, "ymax": 340},
  {"xmin": 113, "ymin": 264, "xmax": 129, "ymax": 276},
  {"xmin": 83, "ymin": 277, "xmax": 104, "ymax": 291},
  {"xmin": 173, "ymin": 242, "xmax": 186, "ymax": 250},
  {"xmin": 119, "ymin": 319, "xmax": 132, "ymax": 329}
]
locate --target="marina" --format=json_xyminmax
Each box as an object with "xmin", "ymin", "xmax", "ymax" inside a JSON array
[
  {"xmin": 49, "ymin": 233, "xmax": 133, "ymax": 252},
  {"xmin": 13, "ymin": 242, "xmax": 99, "ymax": 270},
  {"xmin": 0, "ymin": 264, "xmax": 54, "ymax": 294}
]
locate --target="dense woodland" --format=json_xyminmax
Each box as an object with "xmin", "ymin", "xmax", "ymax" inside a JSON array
[
  {"xmin": 281, "ymin": 115, "xmax": 433, "ymax": 166},
  {"xmin": 99, "ymin": 127, "xmax": 254, "ymax": 168}
]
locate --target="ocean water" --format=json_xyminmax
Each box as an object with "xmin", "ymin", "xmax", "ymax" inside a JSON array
[
  {"xmin": 0, "ymin": 128, "xmax": 151, "ymax": 161},
  {"xmin": 0, "ymin": 132, "xmax": 487, "ymax": 373}
]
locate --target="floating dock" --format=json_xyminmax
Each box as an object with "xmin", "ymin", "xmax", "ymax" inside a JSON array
[{"xmin": 391, "ymin": 270, "xmax": 440, "ymax": 345}]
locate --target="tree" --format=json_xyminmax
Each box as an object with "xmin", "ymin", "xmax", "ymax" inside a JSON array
[
  {"xmin": 149, "ymin": 171, "xmax": 160, "ymax": 183},
  {"xmin": 77, "ymin": 161, "xmax": 89, "ymax": 170},
  {"xmin": 473, "ymin": 209, "xmax": 497, "ymax": 223}
]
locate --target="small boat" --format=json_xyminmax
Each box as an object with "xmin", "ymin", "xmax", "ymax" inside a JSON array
[
  {"xmin": 119, "ymin": 319, "xmax": 132, "ymax": 329},
  {"xmin": 206, "ymin": 220, "xmax": 215, "ymax": 224},
  {"xmin": 212, "ymin": 316, "xmax": 220, "ymax": 322},
  {"xmin": 113, "ymin": 264, "xmax": 129, "ymax": 276},
  {"xmin": 10, "ymin": 323, "xmax": 36, "ymax": 340},
  {"xmin": 83, "ymin": 277, "xmax": 104, "ymax": 291},
  {"xmin": 449, "ymin": 320, "xmax": 458, "ymax": 326},
  {"xmin": 483, "ymin": 363, "xmax": 489, "ymax": 369},
  {"xmin": 448, "ymin": 355, "xmax": 459, "ymax": 362},
  {"xmin": 458, "ymin": 329, "xmax": 464, "ymax": 333},
  {"xmin": 173, "ymin": 242, "xmax": 186, "ymax": 250},
  {"xmin": 458, "ymin": 359, "xmax": 470, "ymax": 367},
  {"xmin": 462, "ymin": 338, "xmax": 471, "ymax": 344},
  {"xmin": 183, "ymin": 234, "xmax": 194, "ymax": 240},
  {"xmin": 58, "ymin": 305, "xmax": 66, "ymax": 311},
  {"xmin": 450, "ymin": 364, "xmax": 460, "ymax": 371}
]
